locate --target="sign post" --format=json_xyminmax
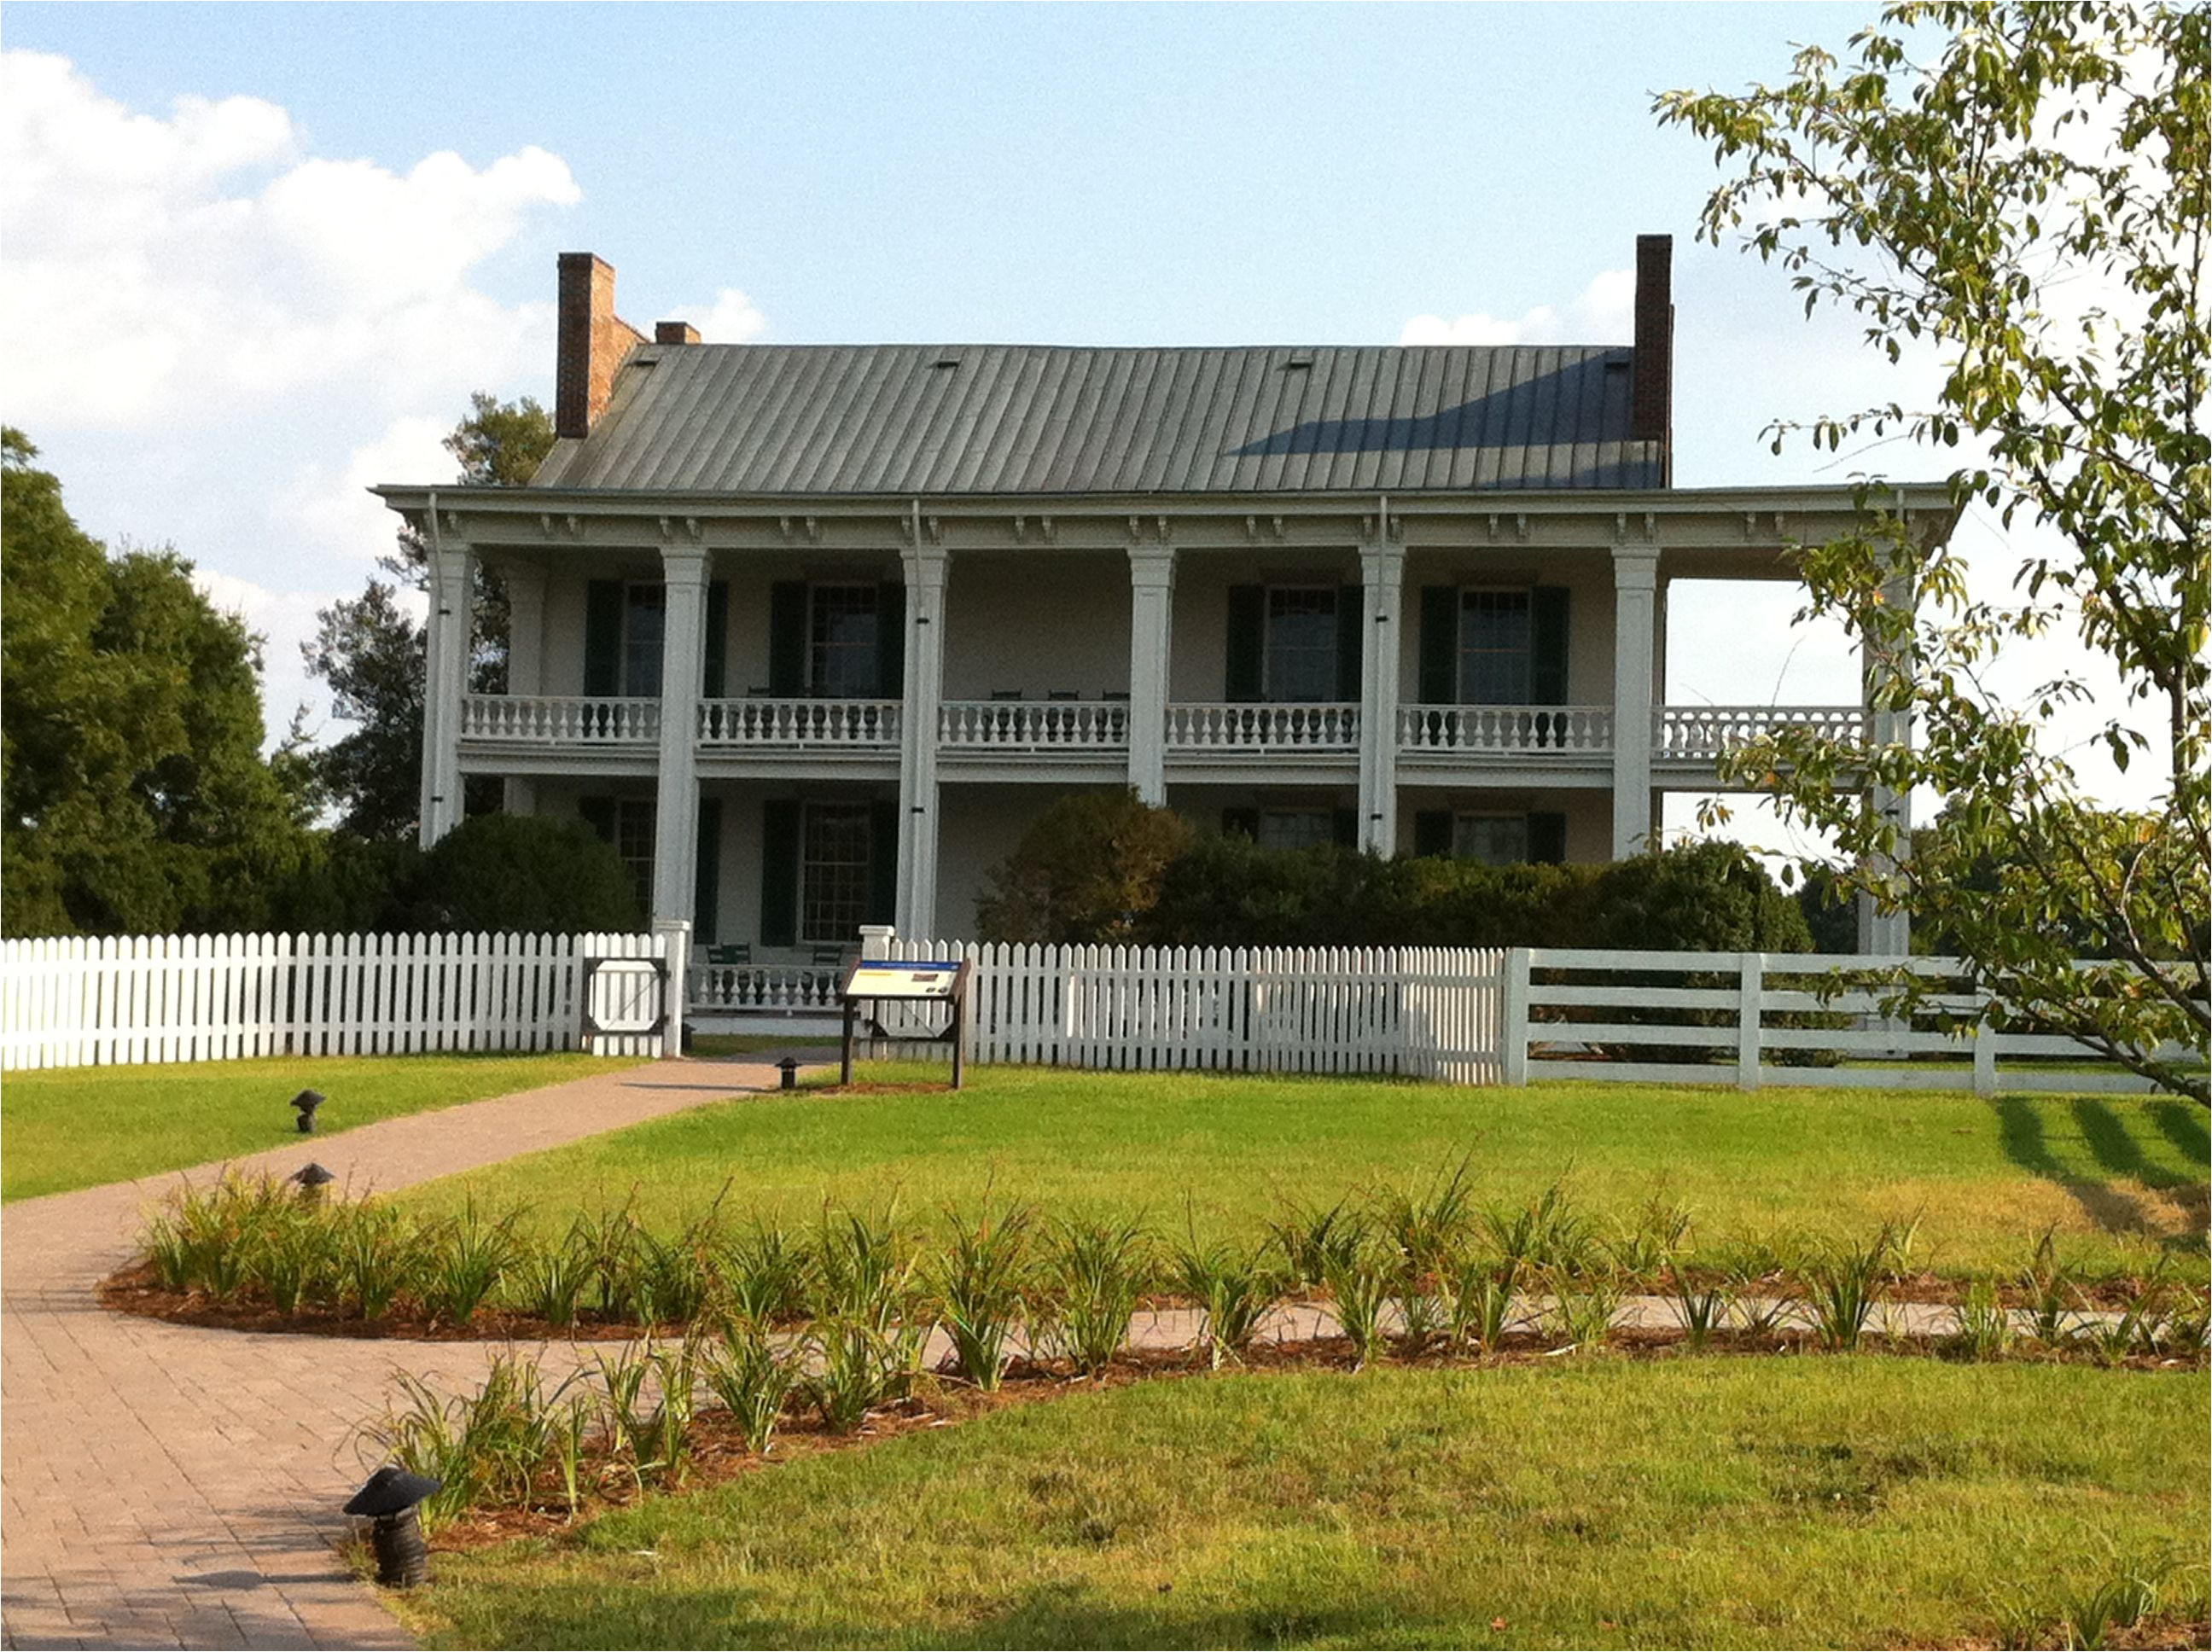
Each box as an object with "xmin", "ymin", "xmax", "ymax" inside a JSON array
[{"xmin": 835, "ymin": 957, "xmax": 973, "ymax": 1090}]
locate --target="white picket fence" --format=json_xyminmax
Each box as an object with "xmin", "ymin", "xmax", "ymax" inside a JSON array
[
  {"xmin": 1502, "ymin": 948, "xmax": 2203, "ymax": 1095},
  {"xmin": 0, "ymin": 931, "xmax": 672, "ymax": 1070},
  {"xmin": 878, "ymin": 937, "xmax": 1505, "ymax": 1081}
]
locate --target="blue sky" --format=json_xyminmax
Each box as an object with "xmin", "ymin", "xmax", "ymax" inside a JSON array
[{"xmin": 0, "ymin": 4, "xmax": 2142, "ymax": 850}]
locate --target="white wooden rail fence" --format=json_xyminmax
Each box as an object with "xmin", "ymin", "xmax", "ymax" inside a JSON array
[
  {"xmin": 874, "ymin": 937, "xmax": 1505, "ymax": 1081},
  {"xmin": 0, "ymin": 931, "xmax": 670, "ymax": 1070},
  {"xmin": 1500, "ymin": 948, "xmax": 2200, "ymax": 1095}
]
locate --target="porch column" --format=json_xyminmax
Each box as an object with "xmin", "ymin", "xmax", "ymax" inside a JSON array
[
  {"xmin": 896, "ymin": 544, "xmax": 948, "ymax": 935},
  {"xmin": 1127, "ymin": 546, "xmax": 1176, "ymax": 806},
  {"xmin": 1856, "ymin": 568, "xmax": 1915, "ymax": 956},
  {"xmin": 1357, "ymin": 538, "xmax": 1406, "ymax": 853},
  {"xmin": 650, "ymin": 545, "xmax": 709, "ymax": 927},
  {"xmin": 1610, "ymin": 548, "xmax": 1660, "ymax": 858},
  {"xmin": 503, "ymin": 561, "xmax": 546, "ymax": 817},
  {"xmin": 421, "ymin": 538, "xmax": 473, "ymax": 848}
]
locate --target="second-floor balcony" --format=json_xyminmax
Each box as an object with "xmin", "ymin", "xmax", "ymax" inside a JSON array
[{"xmin": 457, "ymin": 695, "xmax": 1870, "ymax": 770}]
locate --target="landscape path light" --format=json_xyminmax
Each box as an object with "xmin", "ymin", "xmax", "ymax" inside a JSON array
[
  {"xmin": 290, "ymin": 1089, "xmax": 325, "ymax": 1133},
  {"xmin": 287, "ymin": 1162, "xmax": 335, "ymax": 1204},
  {"xmin": 344, "ymin": 1466, "xmax": 441, "ymax": 1587},
  {"xmin": 777, "ymin": 1056, "xmax": 800, "ymax": 1091}
]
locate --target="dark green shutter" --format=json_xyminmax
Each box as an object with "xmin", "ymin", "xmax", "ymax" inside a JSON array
[
  {"xmin": 1531, "ymin": 586, "xmax": 1570, "ymax": 704},
  {"xmin": 866, "ymin": 800, "xmax": 899, "ymax": 927},
  {"xmin": 1528, "ymin": 811, "xmax": 1568, "ymax": 865},
  {"xmin": 702, "ymin": 581, "xmax": 729, "ymax": 700},
  {"xmin": 1417, "ymin": 586, "xmax": 1457, "ymax": 704},
  {"xmin": 579, "ymin": 795, "xmax": 617, "ymax": 843},
  {"xmin": 768, "ymin": 583, "xmax": 806, "ymax": 695},
  {"xmin": 584, "ymin": 581, "xmax": 624, "ymax": 696},
  {"xmin": 1331, "ymin": 807, "xmax": 1359, "ymax": 848},
  {"xmin": 1225, "ymin": 585, "xmax": 1265, "ymax": 702},
  {"xmin": 760, "ymin": 800, "xmax": 800, "ymax": 946},
  {"xmin": 1413, "ymin": 809, "xmax": 1452, "ymax": 858},
  {"xmin": 1221, "ymin": 807, "xmax": 1260, "ymax": 841},
  {"xmin": 1335, "ymin": 586, "xmax": 1363, "ymax": 701},
  {"xmin": 693, "ymin": 797, "xmax": 722, "ymax": 943},
  {"xmin": 876, "ymin": 582, "xmax": 905, "ymax": 699}
]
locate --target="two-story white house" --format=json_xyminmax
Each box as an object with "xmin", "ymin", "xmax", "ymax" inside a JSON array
[{"xmin": 375, "ymin": 238, "xmax": 1952, "ymax": 967}]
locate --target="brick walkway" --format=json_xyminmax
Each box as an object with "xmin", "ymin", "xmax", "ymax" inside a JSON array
[{"xmin": 0, "ymin": 1058, "xmax": 794, "ymax": 1651}]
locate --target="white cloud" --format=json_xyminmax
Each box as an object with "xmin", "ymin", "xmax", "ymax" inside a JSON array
[
  {"xmin": 279, "ymin": 416, "xmax": 456, "ymax": 570},
  {"xmin": 189, "ymin": 567, "xmax": 343, "ymax": 735},
  {"xmin": 1400, "ymin": 267, "xmax": 1635, "ymax": 348},
  {"xmin": 666, "ymin": 286, "xmax": 768, "ymax": 344},
  {"xmin": 0, "ymin": 49, "xmax": 579, "ymax": 428}
]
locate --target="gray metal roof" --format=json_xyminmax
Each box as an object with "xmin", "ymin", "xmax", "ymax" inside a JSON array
[{"xmin": 528, "ymin": 342, "xmax": 1662, "ymax": 496}]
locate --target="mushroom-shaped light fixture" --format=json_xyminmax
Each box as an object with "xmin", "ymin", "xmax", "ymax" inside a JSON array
[
  {"xmin": 290, "ymin": 1089, "xmax": 325, "ymax": 1134},
  {"xmin": 344, "ymin": 1466, "xmax": 442, "ymax": 1587},
  {"xmin": 288, "ymin": 1162, "xmax": 335, "ymax": 1203},
  {"xmin": 777, "ymin": 1056, "xmax": 801, "ymax": 1091}
]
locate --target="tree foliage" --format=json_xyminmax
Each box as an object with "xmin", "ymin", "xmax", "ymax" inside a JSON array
[
  {"xmin": 393, "ymin": 812, "xmax": 642, "ymax": 934},
  {"xmin": 303, "ymin": 393, "xmax": 553, "ymax": 840},
  {"xmin": 2, "ymin": 429, "xmax": 312, "ymax": 934},
  {"xmin": 975, "ymin": 792, "xmax": 1195, "ymax": 944},
  {"xmin": 1658, "ymin": 2, "xmax": 2209, "ymax": 1102}
]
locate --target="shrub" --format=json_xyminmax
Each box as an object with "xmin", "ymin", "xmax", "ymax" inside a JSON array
[
  {"xmin": 975, "ymin": 791, "xmax": 1193, "ymax": 944},
  {"xmin": 391, "ymin": 811, "xmax": 643, "ymax": 934}
]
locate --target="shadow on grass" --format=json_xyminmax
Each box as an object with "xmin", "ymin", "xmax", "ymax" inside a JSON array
[
  {"xmin": 2148, "ymin": 1100, "xmax": 2211, "ymax": 1170},
  {"xmin": 1991, "ymin": 1095, "xmax": 2205, "ymax": 1242}
]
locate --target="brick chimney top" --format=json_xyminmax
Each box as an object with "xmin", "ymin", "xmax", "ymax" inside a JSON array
[
  {"xmin": 1631, "ymin": 234, "xmax": 1674, "ymax": 482},
  {"xmin": 654, "ymin": 321, "xmax": 702, "ymax": 346},
  {"xmin": 556, "ymin": 253, "xmax": 647, "ymax": 439}
]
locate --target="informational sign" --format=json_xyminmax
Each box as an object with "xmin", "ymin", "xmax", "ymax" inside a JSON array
[{"xmin": 841, "ymin": 962, "xmax": 964, "ymax": 1001}]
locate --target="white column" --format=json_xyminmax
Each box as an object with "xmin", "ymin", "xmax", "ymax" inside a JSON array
[
  {"xmin": 503, "ymin": 561, "xmax": 546, "ymax": 817},
  {"xmin": 896, "ymin": 544, "xmax": 948, "ymax": 935},
  {"xmin": 1127, "ymin": 547, "xmax": 1176, "ymax": 806},
  {"xmin": 1610, "ymin": 548, "xmax": 1660, "ymax": 858},
  {"xmin": 652, "ymin": 916, "xmax": 690, "ymax": 1057},
  {"xmin": 1857, "ymin": 569, "xmax": 1915, "ymax": 956},
  {"xmin": 650, "ymin": 546, "xmax": 709, "ymax": 926},
  {"xmin": 1356, "ymin": 540, "xmax": 1406, "ymax": 853},
  {"xmin": 422, "ymin": 539, "xmax": 474, "ymax": 848}
]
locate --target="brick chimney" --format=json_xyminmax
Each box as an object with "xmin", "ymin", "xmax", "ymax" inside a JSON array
[
  {"xmin": 654, "ymin": 321, "xmax": 701, "ymax": 346},
  {"xmin": 556, "ymin": 253, "xmax": 646, "ymax": 439},
  {"xmin": 1631, "ymin": 233, "xmax": 1674, "ymax": 480}
]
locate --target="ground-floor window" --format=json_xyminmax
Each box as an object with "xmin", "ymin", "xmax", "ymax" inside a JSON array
[
  {"xmin": 800, "ymin": 802, "xmax": 873, "ymax": 943},
  {"xmin": 1258, "ymin": 808, "xmax": 1336, "ymax": 851},
  {"xmin": 614, "ymin": 800, "xmax": 655, "ymax": 907},
  {"xmin": 1452, "ymin": 813, "xmax": 1529, "ymax": 867}
]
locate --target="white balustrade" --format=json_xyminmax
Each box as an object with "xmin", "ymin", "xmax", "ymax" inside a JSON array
[
  {"xmin": 688, "ymin": 963, "xmax": 847, "ymax": 1012},
  {"xmin": 939, "ymin": 700, "xmax": 1129, "ymax": 752},
  {"xmin": 1164, "ymin": 703, "xmax": 1360, "ymax": 750},
  {"xmin": 1396, "ymin": 705, "xmax": 1614, "ymax": 753},
  {"xmin": 458, "ymin": 695, "xmax": 661, "ymax": 743},
  {"xmin": 1654, "ymin": 705, "xmax": 1869, "ymax": 759},
  {"xmin": 696, "ymin": 699, "xmax": 902, "ymax": 747}
]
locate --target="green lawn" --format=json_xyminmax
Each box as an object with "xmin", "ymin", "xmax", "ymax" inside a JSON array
[
  {"xmin": 396, "ymin": 1063, "xmax": 2210, "ymax": 1276},
  {"xmin": 1, "ymin": 1053, "xmax": 645, "ymax": 1201},
  {"xmin": 396, "ymin": 1358, "xmax": 2210, "ymax": 1650}
]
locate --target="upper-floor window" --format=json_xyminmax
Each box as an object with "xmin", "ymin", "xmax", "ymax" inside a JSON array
[
  {"xmin": 1266, "ymin": 588, "xmax": 1340, "ymax": 702},
  {"xmin": 810, "ymin": 585, "xmax": 882, "ymax": 698},
  {"xmin": 1459, "ymin": 590, "xmax": 1532, "ymax": 703},
  {"xmin": 623, "ymin": 584, "xmax": 667, "ymax": 697}
]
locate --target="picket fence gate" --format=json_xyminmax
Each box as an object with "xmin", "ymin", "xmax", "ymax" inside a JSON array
[
  {"xmin": 878, "ymin": 937, "xmax": 1505, "ymax": 1082},
  {"xmin": 0, "ymin": 931, "xmax": 671, "ymax": 1070}
]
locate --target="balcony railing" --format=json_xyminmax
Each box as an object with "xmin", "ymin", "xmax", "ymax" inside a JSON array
[
  {"xmin": 458, "ymin": 695, "xmax": 661, "ymax": 743},
  {"xmin": 940, "ymin": 700, "xmax": 1129, "ymax": 753},
  {"xmin": 1398, "ymin": 705, "xmax": 1614, "ymax": 753},
  {"xmin": 698, "ymin": 698, "xmax": 902, "ymax": 748},
  {"xmin": 1166, "ymin": 703, "xmax": 1360, "ymax": 751},
  {"xmin": 1655, "ymin": 705, "xmax": 1868, "ymax": 759}
]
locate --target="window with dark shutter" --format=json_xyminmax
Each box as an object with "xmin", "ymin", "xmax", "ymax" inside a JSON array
[
  {"xmin": 1336, "ymin": 586, "xmax": 1364, "ymax": 701},
  {"xmin": 876, "ymin": 583, "xmax": 905, "ymax": 699},
  {"xmin": 867, "ymin": 800, "xmax": 899, "ymax": 926},
  {"xmin": 694, "ymin": 797, "xmax": 723, "ymax": 943},
  {"xmin": 584, "ymin": 582, "xmax": 624, "ymax": 697},
  {"xmin": 1531, "ymin": 587, "xmax": 1570, "ymax": 705},
  {"xmin": 1528, "ymin": 811, "xmax": 1569, "ymax": 865},
  {"xmin": 767, "ymin": 584, "xmax": 806, "ymax": 696},
  {"xmin": 1225, "ymin": 586, "xmax": 1265, "ymax": 701},
  {"xmin": 702, "ymin": 582, "xmax": 729, "ymax": 700},
  {"xmin": 1412, "ymin": 810, "xmax": 1452, "ymax": 858},
  {"xmin": 1417, "ymin": 587, "xmax": 1457, "ymax": 704},
  {"xmin": 760, "ymin": 800, "xmax": 800, "ymax": 945}
]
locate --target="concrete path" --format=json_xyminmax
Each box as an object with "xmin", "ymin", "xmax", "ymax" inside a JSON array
[{"xmin": 1, "ymin": 1058, "xmax": 794, "ymax": 1652}]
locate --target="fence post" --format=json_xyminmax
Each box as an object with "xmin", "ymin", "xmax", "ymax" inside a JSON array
[
  {"xmin": 1501, "ymin": 948, "xmax": 1531, "ymax": 1086},
  {"xmin": 859, "ymin": 924, "xmax": 894, "ymax": 961},
  {"xmin": 1738, "ymin": 953, "xmax": 1764, "ymax": 1091},
  {"xmin": 653, "ymin": 919, "xmax": 690, "ymax": 1058},
  {"xmin": 1972, "ymin": 1002, "xmax": 1999, "ymax": 1097}
]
